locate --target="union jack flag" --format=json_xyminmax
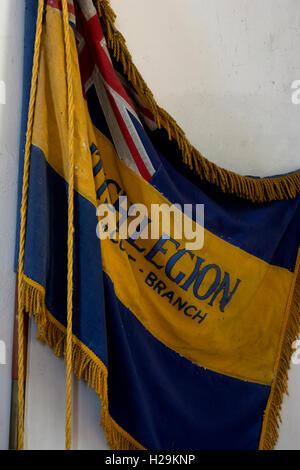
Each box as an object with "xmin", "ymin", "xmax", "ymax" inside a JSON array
[{"xmin": 48, "ymin": 0, "xmax": 158, "ymax": 183}]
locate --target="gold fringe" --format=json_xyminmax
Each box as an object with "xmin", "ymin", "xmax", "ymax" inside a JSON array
[
  {"xmin": 259, "ymin": 248, "xmax": 300, "ymax": 450},
  {"xmin": 94, "ymin": 0, "xmax": 300, "ymax": 203},
  {"xmin": 22, "ymin": 276, "xmax": 145, "ymax": 451},
  {"xmin": 23, "ymin": 263, "xmax": 300, "ymax": 451}
]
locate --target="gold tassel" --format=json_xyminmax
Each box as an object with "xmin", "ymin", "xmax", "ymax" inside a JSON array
[{"xmin": 22, "ymin": 276, "xmax": 145, "ymax": 450}]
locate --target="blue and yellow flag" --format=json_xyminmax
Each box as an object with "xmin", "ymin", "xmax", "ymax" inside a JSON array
[{"xmin": 16, "ymin": 0, "xmax": 300, "ymax": 450}]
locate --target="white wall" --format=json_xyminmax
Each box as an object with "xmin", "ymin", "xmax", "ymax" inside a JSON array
[
  {"xmin": 7, "ymin": 0, "xmax": 300, "ymax": 449},
  {"xmin": 115, "ymin": 0, "xmax": 300, "ymax": 177},
  {"xmin": 0, "ymin": 0, "xmax": 25, "ymax": 450}
]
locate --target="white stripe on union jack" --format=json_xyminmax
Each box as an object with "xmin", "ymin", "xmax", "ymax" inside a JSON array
[{"xmin": 77, "ymin": 0, "xmax": 97, "ymax": 22}]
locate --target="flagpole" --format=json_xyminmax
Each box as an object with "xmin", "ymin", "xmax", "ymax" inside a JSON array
[{"xmin": 9, "ymin": 274, "xmax": 29, "ymax": 450}]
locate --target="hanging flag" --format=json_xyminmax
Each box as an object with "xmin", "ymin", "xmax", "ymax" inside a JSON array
[{"xmin": 16, "ymin": 0, "xmax": 300, "ymax": 450}]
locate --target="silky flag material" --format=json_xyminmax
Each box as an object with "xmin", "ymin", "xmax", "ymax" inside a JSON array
[{"xmin": 16, "ymin": 0, "xmax": 300, "ymax": 450}]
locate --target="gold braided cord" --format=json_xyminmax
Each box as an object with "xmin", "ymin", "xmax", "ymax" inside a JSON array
[
  {"xmin": 94, "ymin": 0, "xmax": 300, "ymax": 203},
  {"xmin": 21, "ymin": 274, "xmax": 146, "ymax": 449},
  {"xmin": 17, "ymin": 0, "xmax": 44, "ymax": 451},
  {"xmin": 61, "ymin": 0, "xmax": 75, "ymax": 451}
]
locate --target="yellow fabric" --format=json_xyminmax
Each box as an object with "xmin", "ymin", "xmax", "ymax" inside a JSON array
[
  {"xmin": 95, "ymin": 128, "xmax": 293, "ymax": 386},
  {"xmin": 30, "ymin": 6, "xmax": 295, "ymax": 387},
  {"xmin": 32, "ymin": 7, "xmax": 98, "ymax": 206}
]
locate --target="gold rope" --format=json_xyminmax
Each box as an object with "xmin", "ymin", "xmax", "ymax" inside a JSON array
[
  {"xmin": 94, "ymin": 0, "xmax": 300, "ymax": 203},
  {"xmin": 17, "ymin": 0, "xmax": 44, "ymax": 451},
  {"xmin": 61, "ymin": 0, "xmax": 75, "ymax": 451}
]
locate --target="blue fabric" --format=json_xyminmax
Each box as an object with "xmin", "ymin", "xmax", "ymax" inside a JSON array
[
  {"xmin": 23, "ymin": 145, "xmax": 108, "ymax": 366},
  {"xmin": 20, "ymin": 144, "xmax": 272, "ymax": 450},
  {"xmin": 86, "ymin": 85, "xmax": 113, "ymax": 143},
  {"xmin": 149, "ymin": 129, "xmax": 300, "ymax": 272},
  {"xmin": 104, "ymin": 273, "xmax": 270, "ymax": 450},
  {"xmin": 15, "ymin": 0, "xmax": 40, "ymax": 269},
  {"xmin": 85, "ymin": 72, "xmax": 300, "ymax": 273}
]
